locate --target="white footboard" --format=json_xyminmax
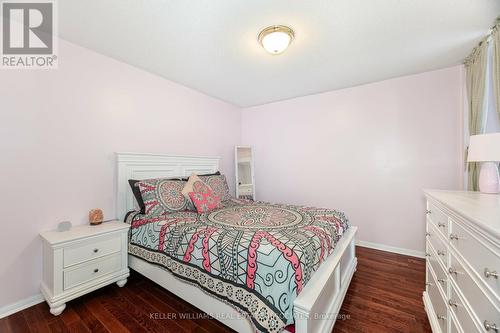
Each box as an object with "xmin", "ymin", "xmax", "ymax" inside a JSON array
[{"xmin": 293, "ymin": 226, "xmax": 358, "ymax": 333}]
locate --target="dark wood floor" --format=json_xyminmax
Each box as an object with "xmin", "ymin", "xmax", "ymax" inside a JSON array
[
  {"xmin": 333, "ymin": 247, "xmax": 430, "ymax": 333},
  {"xmin": 0, "ymin": 246, "xmax": 430, "ymax": 333}
]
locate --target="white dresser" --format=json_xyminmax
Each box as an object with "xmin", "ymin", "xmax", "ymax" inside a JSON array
[
  {"xmin": 424, "ymin": 190, "xmax": 500, "ymax": 333},
  {"xmin": 40, "ymin": 221, "xmax": 130, "ymax": 315}
]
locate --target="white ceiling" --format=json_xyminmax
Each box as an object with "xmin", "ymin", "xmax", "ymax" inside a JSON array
[{"xmin": 59, "ymin": 1, "xmax": 499, "ymax": 107}]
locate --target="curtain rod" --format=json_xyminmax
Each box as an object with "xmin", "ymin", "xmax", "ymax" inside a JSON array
[
  {"xmin": 486, "ymin": 16, "xmax": 500, "ymax": 37},
  {"xmin": 464, "ymin": 16, "xmax": 499, "ymax": 65}
]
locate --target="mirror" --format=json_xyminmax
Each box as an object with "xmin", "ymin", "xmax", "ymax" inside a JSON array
[{"xmin": 235, "ymin": 146, "xmax": 255, "ymax": 200}]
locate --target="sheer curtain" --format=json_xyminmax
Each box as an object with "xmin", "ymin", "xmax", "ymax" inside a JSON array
[
  {"xmin": 465, "ymin": 41, "xmax": 488, "ymax": 190},
  {"xmin": 493, "ymin": 21, "xmax": 500, "ymax": 121},
  {"xmin": 465, "ymin": 18, "xmax": 500, "ymax": 190}
]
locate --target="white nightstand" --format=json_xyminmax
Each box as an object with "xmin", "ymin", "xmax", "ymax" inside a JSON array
[{"xmin": 40, "ymin": 221, "xmax": 130, "ymax": 315}]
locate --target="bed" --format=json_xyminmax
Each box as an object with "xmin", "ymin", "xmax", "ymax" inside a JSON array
[{"xmin": 116, "ymin": 152, "xmax": 357, "ymax": 333}]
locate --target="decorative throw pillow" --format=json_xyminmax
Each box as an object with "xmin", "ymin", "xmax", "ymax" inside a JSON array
[
  {"xmin": 188, "ymin": 188, "xmax": 221, "ymax": 214},
  {"xmin": 128, "ymin": 179, "xmax": 146, "ymax": 214},
  {"xmin": 199, "ymin": 174, "xmax": 231, "ymax": 201},
  {"xmin": 129, "ymin": 177, "xmax": 184, "ymax": 214},
  {"xmin": 181, "ymin": 171, "xmax": 220, "ymax": 181},
  {"xmin": 182, "ymin": 173, "xmax": 212, "ymax": 211},
  {"xmin": 137, "ymin": 178, "xmax": 189, "ymax": 216}
]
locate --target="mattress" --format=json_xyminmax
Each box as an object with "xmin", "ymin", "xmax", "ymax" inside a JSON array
[{"xmin": 126, "ymin": 198, "xmax": 349, "ymax": 333}]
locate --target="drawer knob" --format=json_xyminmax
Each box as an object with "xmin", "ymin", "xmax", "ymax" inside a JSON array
[
  {"xmin": 425, "ymin": 253, "xmax": 431, "ymax": 257},
  {"xmin": 93, "ymin": 248, "xmax": 99, "ymax": 253},
  {"xmin": 448, "ymin": 299, "xmax": 458, "ymax": 307},
  {"xmin": 450, "ymin": 233, "xmax": 459, "ymax": 240},
  {"xmin": 437, "ymin": 278, "xmax": 446, "ymax": 284},
  {"xmin": 484, "ymin": 268, "xmax": 499, "ymax": 279},
  {"xmin": 437, "ymin": 314, "xmax": 446, "ymax": 321},
  {"xmin": 438, "ymin": 222, "xmax": 446, "ymax": 228},
  {"xmin": 426, "ymin": 232, "xmax": 431, "ymax": 237},
  {"xmin": 484, "ymin": 320, "xmax": 498, "ymax": 332},
  {"xmin": 426, "ymin": 210, "xmax": 432, "ymax": 215},
  {"xmin": 437, "ymin": 250, "xmax": 445, "ymax": 256},
  {"xmin": 93, "ymin": 268, "xmax": 99, "ymax": 273},
  {"xmin": 448, "ymin": 267, "xmax": 457, "ymax": 275}
]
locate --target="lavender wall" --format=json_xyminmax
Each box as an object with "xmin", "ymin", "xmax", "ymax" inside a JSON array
[
  {"xmin": 0, "ymin": 40, "xmax": 240, "ymax": 310},
  {"xmin": 241, "ymin": 66, "xmax": 464, "ymax": 255}
]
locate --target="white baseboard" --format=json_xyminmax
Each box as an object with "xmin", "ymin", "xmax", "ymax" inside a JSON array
[
  {"xmin": 0, "ymin": 293, "xmax": 44, "ymax": 319},
  {"xmin": 355, "ymin": 240, "xmax": 425, "ymax": 258}
]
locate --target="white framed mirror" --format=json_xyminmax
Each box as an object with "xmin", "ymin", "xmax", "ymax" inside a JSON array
[{"xmin": 235, "ymin": 146, "xmax": 255, "ymax": 200}]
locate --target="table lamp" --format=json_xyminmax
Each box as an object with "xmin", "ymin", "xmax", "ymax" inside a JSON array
[{"xmin": 467, "ymin": 133, "xmax": 500, "ymax": 193}]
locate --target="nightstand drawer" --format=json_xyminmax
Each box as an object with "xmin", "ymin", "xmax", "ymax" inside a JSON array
[
  {"xmin": 64, "ymin": 253, "xmax": 122, "ymax": 290},
  {"xmin": 64, "ymin": 234, "xmax": 121, "ymax": 267}
]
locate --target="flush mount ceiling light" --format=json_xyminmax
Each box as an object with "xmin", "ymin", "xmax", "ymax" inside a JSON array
[{"xmin": 258, "ymin": 25, "xmax": 294, "ymax": 55}]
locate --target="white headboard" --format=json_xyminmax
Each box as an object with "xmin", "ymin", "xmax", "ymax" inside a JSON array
[{"xmin": 115, "ymin": 152, "xmax": 221, "ymax": 220}]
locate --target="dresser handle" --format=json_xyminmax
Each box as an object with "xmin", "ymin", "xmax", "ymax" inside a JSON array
[
  {"xmin": 425, "ymin": 253, "xmax": 431, "ymax": 257},
  {"xmin": 450, "ymin": 233, "xmax": 459, "ymax": 240},
  {"xmin": 438, "ymin": 222, "xmax": 446, "ymax": 228},
  {"xmin": 448, "ymin": 267, "xmax": 458, "ymax": 275},
  {"xmin": 426, "ymin": 232, "xmax": 431, "ymax": 237},
  {"xmin": 448, "ymin": 299, "xmax": 458, "ymax": 307},
  {"xmin": 93, "ymin": 268, "xmax": 99, "ymax": 273},
  {"xmin": 426, "ymin": 210, "xmax": 431, "ymax": 215},
  {"xmin": 484, "ymin": 320, "xmax": 498, "ymax": 332},
  {"xmin": 484, "ymin": 268, "xmax": 499, "ymax": 279},
  {"xmin": 437, "ymin": 278, "xmax": 446, "ymax": 284},
  {"xmin": 437, "ymin": 314, "xmax": 446, "ymax": 321},
  {"xmin": 93, "ymin": 248, "xmax": 99, "ymax": 253},
  {"xmin": 437, "ymin": 250, "xmax": 445, "ymax": 256}
]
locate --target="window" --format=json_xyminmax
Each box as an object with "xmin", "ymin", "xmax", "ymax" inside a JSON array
[{"xmin": 484, "ymin": 38, "xmax": 499, "ymax": 133}]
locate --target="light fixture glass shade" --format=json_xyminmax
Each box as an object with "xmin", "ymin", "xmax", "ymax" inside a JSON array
[
  {"xmin": 258, "ymin": 26, "xmax": 294, "ymax": 55},
  {"xmin": 468, "ymin": 133, "xmax": 500, "ymax": 162}
]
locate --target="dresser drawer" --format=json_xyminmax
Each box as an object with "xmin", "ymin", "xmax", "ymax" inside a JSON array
[
  {"xmin": 428, "ymin": 223, "xmax": 449, "ymax": 269},
  {"xmin": 428, "ymin": 266, "xmax": 448, "ymax": 333},
  {"xmin": 64, "ymin": 253, "xmax": 122, "ymax": 290},
  {"xmin": 450, "ymin": 220, "xmax": 500, "ymax": 299},
  {"xmin": 427, "ymin": 243, "xmax": 448, "ymax": 295},
  {"xmin": 427, "ymin": 201, "xmax": 449, "ymax": 238},
  {"xmin": 64, "ymin": 234, "xmax": 121, "ymax": 267},
  {"xmin": 449, "ymin": 315, "xmax": 460, "ymax": 333},
  {"xmin": 448, "ymin": 281, "xmax": 480, "ymax": 333},
  {"xmin": 449, "ymin": 252, "xmax": 500, "ymax": 330}
]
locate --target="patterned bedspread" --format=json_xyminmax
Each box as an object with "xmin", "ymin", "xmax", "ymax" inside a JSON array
[{"xmin": 126, "ymin": 198, "xmax": 349, "ymax": 333}]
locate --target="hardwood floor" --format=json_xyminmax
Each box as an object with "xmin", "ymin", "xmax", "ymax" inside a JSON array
[
  {"xmin": 333, "ymin": 247, "xmax": 431, "ymax": 333},
  {"xmin": 0, "ymin": 246, "xmax": 431, "ymax": 333}
]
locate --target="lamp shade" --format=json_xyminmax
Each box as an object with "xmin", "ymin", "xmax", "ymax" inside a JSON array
[{"xmin": 467, "ymin": 133, "xmax": 500, "ymax": 162}]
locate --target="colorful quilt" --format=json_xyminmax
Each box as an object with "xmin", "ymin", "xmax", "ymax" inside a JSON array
[{"xmin": 126, "ymin": 198, "xmax": 349, "ymax": 333}]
